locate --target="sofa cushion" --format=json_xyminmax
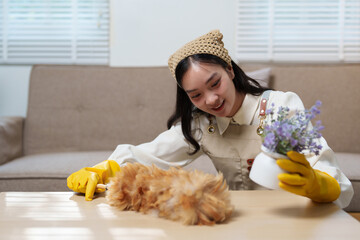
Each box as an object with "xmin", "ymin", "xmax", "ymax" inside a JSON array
[
  {"xmin": 246, "ymin": 67, "xmax": 271, "ymax": 87},
  {"xmin": 336, "ymin": 153, "xmax": 360, "ymax": 181},
  {"xmin": 0, "ymin": 150, "xmax": 218, "ymax": 191},
  {"xmin": 0, "ymin": 151, "xmax": 109, "ymax": 191},
  {"xmin": 0, "ymin": 151, "xmax": 112, "ymax": 179},
  {"xmin": 24, "ymin": 65, "xmax": 177, "ymax": 155},
  {"xmin": 0, "ymin": 179, "xmax": 71, "ymax": 192},
  {"xmin": 343, "ymin": 181, "xmax": 360, "ymax": 212},
  {"xmin": 0, "ymin": 117, "xmax": 24, "ymax": 165},
  {"xmin": 336, "ymin": 152, "xmax": 360, "ymax": 212}
]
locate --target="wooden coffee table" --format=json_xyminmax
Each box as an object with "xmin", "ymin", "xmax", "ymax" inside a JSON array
[{"xmin": 1, "ymin": 190, "xmax": 359, "ymax": 239}]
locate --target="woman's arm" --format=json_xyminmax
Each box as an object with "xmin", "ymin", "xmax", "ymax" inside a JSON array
[
  {"xmin": 67, "ymin": 123, "xmax": 203, "ymax": 200},
  {"xmin": 108, "ymin": 123, "xmax": 203, "ymax": 169},
  {"xmin": 308, "ymin": 138, "xmax": 354, "ymax": 208},
  {"xmin": 269, "ymin": 91, "xmax": 354, "ymax": 208}
]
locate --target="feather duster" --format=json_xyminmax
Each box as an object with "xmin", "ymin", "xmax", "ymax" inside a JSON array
[{"xmin": 105, "ymin": 163, "xmax": 233, "ymax": 225}]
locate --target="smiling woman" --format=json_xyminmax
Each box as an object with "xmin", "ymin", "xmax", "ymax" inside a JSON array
[{"xmin": 167, "ymin": 31, "xmax": 271, "ymax": 154}]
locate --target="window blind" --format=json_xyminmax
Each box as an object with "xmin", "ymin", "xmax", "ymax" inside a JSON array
[
  {"xmin": 0, "ymin": 0, "xmax": 109, "ymax": 65},
  {"xmin": 0, "ymin": 1, "xmax": 3, "ymax": 62},
  {"xmin": 344, "ymin": 0, "xmax": 360, "ymax": 62},
  {"xmin": 236, "ymin": 0, "xmax": 360, "ymax": 63}
]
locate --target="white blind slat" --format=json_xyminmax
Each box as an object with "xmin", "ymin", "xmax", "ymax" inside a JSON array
[
  {"xmin": 0, "ymin": 0, "xmax": 109, "ymax": 65},
  {"xmin": 344, "ymin": 0, "xmax": 360, "ymax": 61},
  {"xmin": 236, "ymin": 0, "xmax": 360, "ymax": 63}
]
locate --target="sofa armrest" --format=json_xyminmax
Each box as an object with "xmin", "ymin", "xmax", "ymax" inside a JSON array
[{"xmin": 0, "ymin": 116, "xmax": 24, "ymax": 165}]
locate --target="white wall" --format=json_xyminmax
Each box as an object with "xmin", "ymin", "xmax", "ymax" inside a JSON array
[
  {"xmin": 110, "ymin": 0, "xmax": 237, "ymax": 66},
  {"xmin": 0, "ymin": 65, "xmax": 32, "ymax": 117},
  {"xmin": 0, "ymin": 0, "xmax": 237, "ymax": 116}
]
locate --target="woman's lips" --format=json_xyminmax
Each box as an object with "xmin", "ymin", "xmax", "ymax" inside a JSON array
[{"xmin": 212, "ymin": 100, "xmax": 225, "ymax": 112}]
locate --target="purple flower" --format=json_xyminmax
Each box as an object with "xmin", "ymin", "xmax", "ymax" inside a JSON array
[
  {"xmin": 261, "ymin": 101, "xmax": 324, "ymax": 155},
  {"xmin": 263, "ymin": 132, "xmax": 276, "ymax": 151},
  {"xmin": 290, "ymin": 138, "xmax": 298, "ymax": 147}
]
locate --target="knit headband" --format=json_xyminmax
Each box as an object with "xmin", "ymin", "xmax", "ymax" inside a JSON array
[{"xmin": 168, "ymin": 30, "xmax": 232, "ymax": 80}]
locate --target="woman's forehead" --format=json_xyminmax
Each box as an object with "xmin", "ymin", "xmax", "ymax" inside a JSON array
[
  {"xmin": 182, "ymin": 63, "xmax": 222, "ymax": 89},
  {"xmin": 185, "ymin": 62, "xmax": 222, "ymax": 77}
]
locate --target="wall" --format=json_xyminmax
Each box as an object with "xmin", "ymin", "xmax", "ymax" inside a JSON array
[
  {"xmin": 0, "ymin": 0, "xmax": 236, "ymax": 117},
  {"xmin": 0, "ymin": 66, "xmax": 32, "ymax": 117},
  {"xmin": 110, "ymin": 0, "xmax": 237, "ymax": 66}
]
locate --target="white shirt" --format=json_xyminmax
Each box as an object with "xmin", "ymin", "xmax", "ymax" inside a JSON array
[{"xmin": 108, "ymin": 90, "xmax": 354, "ymax": 208}]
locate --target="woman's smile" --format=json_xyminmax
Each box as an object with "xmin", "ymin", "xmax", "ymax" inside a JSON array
[{"xmin": 211, "ymin": 100, "xmax": 225, "ymax": 112}]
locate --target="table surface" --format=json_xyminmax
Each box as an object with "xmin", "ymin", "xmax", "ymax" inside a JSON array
[{"xmin": 1, "ymin": 190, "xmax": 359, "ymax": 240}]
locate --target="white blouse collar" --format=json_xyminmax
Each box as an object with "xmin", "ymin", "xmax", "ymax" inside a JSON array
[{"xmin": 215, "ymin": 94, "xmax": 261, "ymax": 135}]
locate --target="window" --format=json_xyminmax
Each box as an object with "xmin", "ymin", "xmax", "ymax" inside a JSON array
[
  {"xmin": 236, "ymin": 0, "xmax": 360, "ymax": 63},
  {"xmin": 0, "ymin": 0, "xmax": 109, "ymax": 65}
]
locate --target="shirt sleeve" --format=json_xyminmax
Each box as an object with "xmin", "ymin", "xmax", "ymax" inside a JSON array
[
  {"xmin": 107, "ymin": 123, "xmax": 202, "ymax": 169},
  {"xmin": 269, "ymin": 91, "xmax": 354, "ymax": 208},
  {"xmin": 308, "ymin": 138, "xmax": 354, "ymax": 209}
]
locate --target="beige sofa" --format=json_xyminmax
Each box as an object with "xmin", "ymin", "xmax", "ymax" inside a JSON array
[{"xmin": 0, "ymin": 64, "xmax": 359, "ymax": 212}]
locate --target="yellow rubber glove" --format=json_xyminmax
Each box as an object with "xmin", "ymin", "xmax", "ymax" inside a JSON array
[
  {"xmin": 67, "ymin": 160, "xmax": 120, "ymax": 201},
  {"xmin": 277, "ymin": 151, "xmax": 340, "ymax": 203}
]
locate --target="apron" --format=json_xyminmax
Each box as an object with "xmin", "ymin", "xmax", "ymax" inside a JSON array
[{"xmin": 200, "ymin": 91, "xmax": 271, "ymax": 190}]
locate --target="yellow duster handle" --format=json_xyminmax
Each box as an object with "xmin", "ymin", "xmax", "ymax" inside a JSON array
[{"xmin": 96, "ymin": 184, "xmax": 108, "ymax": 190}]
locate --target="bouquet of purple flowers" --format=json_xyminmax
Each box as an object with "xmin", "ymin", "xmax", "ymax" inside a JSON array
[{"xmin": 261, "ymin": 101, "xmax": 324, "ymax": 156}]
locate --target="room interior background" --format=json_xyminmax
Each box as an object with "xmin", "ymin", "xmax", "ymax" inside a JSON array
[
  {"xmin": 0, "ymin": 0, "xmax": 236, "ymax": 117},
  {"xmin": 1, "ymin": 0, "xmax": 359, "ymax": 117}
]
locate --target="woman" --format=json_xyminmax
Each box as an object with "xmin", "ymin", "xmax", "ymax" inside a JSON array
[{"xmin": 67, "ymin": 30, "xmax": 353, "ymax": 208}]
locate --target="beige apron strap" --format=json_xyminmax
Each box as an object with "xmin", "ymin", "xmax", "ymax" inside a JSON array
[
  {"xmin": 259, "ymin": 90, "xmax": 272, "ymax": 116},
  {"xmin": 257, "ymin": 90, "xmax": 272, "ymax": 135}
]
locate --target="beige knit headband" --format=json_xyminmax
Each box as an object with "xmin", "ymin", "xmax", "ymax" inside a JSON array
[{"xmin": 168, "ymin": 30, "xmax": 232, "ymax": 80}]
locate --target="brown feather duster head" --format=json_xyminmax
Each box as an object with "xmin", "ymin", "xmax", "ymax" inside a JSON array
[{"xmin": 106, "ymin": 163, "xmax": 234, "ymax": 225}]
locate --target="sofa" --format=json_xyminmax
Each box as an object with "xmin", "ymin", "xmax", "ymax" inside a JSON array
[{"xmin": 0, "ymin": 64, "xmax": 359, "ymax": 212}]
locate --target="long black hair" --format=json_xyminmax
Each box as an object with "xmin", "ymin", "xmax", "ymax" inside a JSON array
[{"xmin": 167, "ymin": 54, "xmax": 271, "ymax": 155}]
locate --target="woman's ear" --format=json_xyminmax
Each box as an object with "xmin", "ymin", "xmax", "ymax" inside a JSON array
[{"xmin": 226, "ymin": 65, "xmax": 235, "ymax": 80}]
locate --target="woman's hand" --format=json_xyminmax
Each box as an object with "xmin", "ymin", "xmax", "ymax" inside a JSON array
[
  {"xmin": 67, "ymin": 160, "xmax": 120, "ymax": 201},
  {"xmin": 276, "ymin": 151, "xmax": 340, "ymax": 203}
]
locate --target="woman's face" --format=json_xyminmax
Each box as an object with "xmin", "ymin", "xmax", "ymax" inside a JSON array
[{"xmin": 181, "ymin": 62, "xmax": 244, "ymax": 118}]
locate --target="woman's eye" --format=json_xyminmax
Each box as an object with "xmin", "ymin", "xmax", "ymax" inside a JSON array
[
  {"xmin": 211, "ymin": 79, "xmax": 220, "ymax": 88},
  {"xmin": 191, "ymin": 93, "xmax": 201, "ymax": 99}
]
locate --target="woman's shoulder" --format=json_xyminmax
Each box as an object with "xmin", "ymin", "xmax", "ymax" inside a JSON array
[
  {"xmin": 170, "ymin": 113, "xmax": 209, "ymax": 139},
  {"xmin": 269, "ymin": 90, "xmax": 300, "ymax": 99},
  {"xmin": 171, "ymin": 113, "xmax": 209, "ymax": 129},
  {"xmin": 192, "ymin": 113, "xmax": 211, "ymax": 129},
  {"xmin": 268, "ymin": 90, "xmax": 305, "ymax": 110}
]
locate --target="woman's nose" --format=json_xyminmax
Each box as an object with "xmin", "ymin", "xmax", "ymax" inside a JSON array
[{"xmin": 205, "ymin": 93, "xmax": 219, "ymax": 106}]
